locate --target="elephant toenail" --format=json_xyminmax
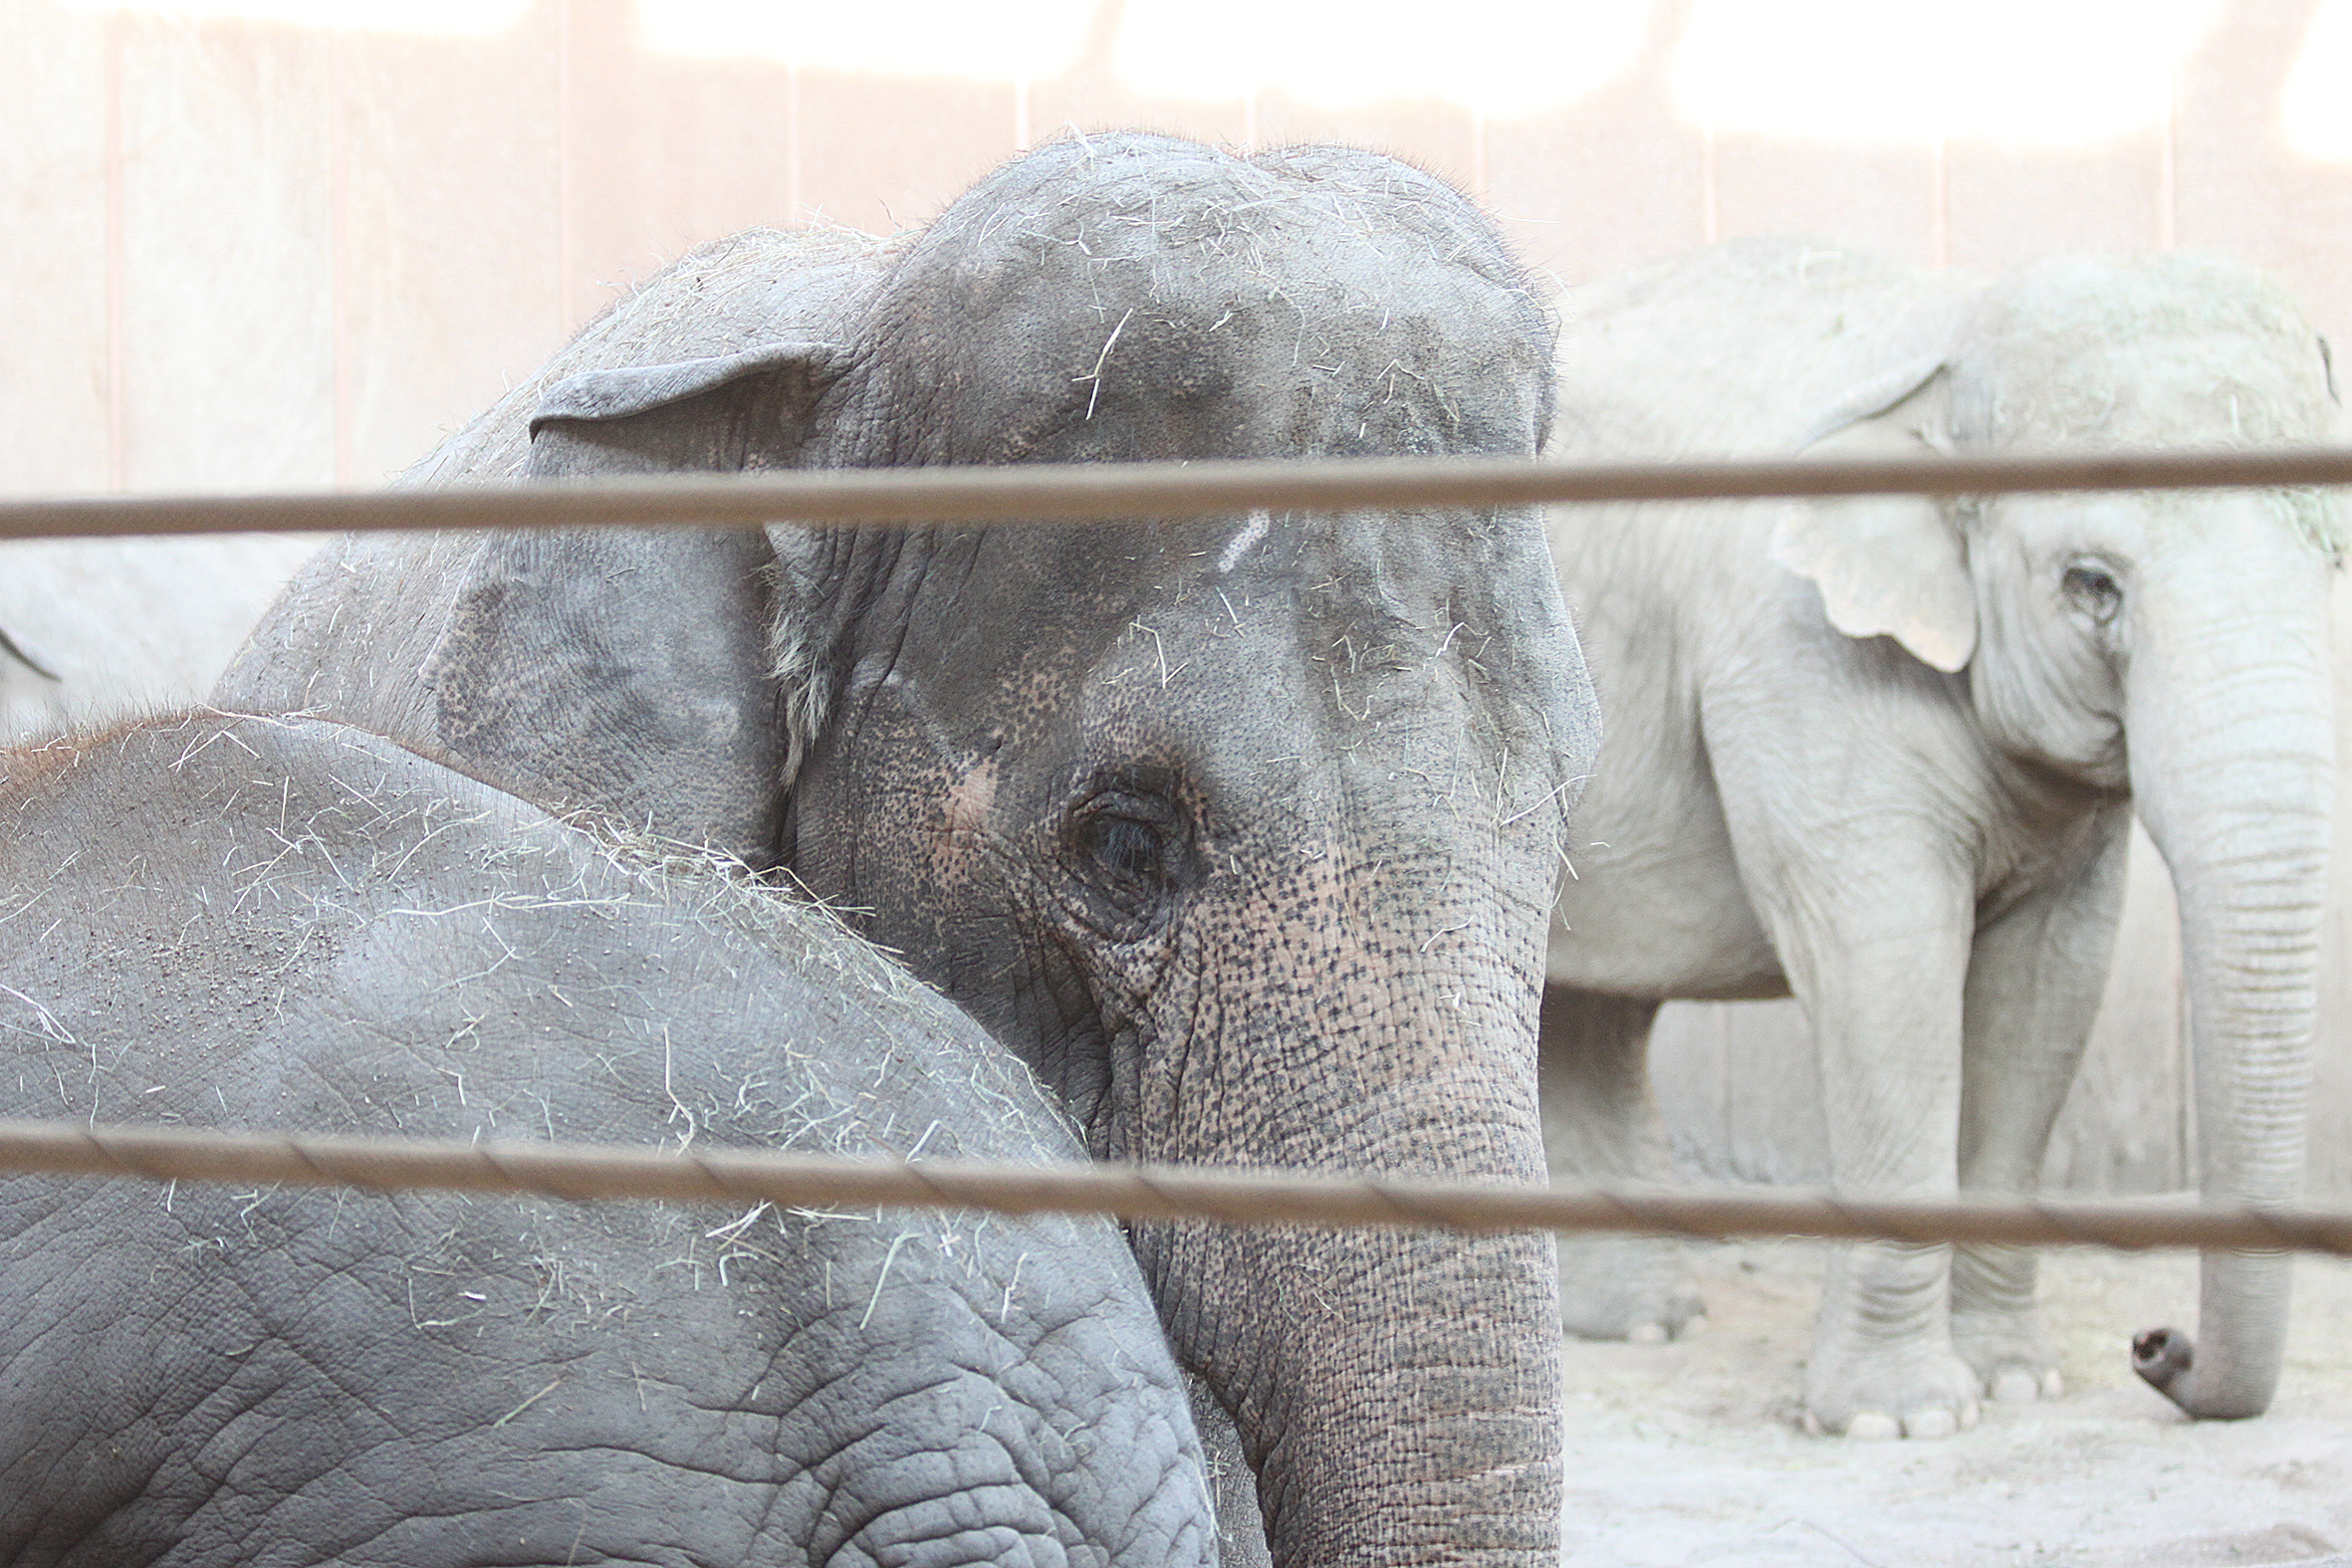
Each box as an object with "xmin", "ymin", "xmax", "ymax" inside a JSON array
[
  {"xmin": 1846, "ymin": 1412, "xmax": 1902, "ymax": 1441},
  {"xmin": 1991, "ymin": 1369, "xmax": 2041, "ymax": 1403},
  {"xmin": 1901, "ymin": 1408, "xmax": 1957, "ymax": 1440},
  {"xmin": 1628, "ymin": 1322, "xmax": 1668, "ymax": 1344}
]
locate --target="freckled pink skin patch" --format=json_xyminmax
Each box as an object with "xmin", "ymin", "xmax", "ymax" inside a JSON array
[{"xmin": 944, "ymin": 760, "xmax": 997, "ymax": 836}]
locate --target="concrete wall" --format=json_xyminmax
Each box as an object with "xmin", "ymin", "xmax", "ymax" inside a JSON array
[{"xmin": 6, "ymin": 0, "xmax": 2352, "ymax": 1190}]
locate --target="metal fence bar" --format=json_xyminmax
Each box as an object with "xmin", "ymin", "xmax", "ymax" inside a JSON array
[
  {"xmin": 10, "ymin": 1117, "xmax": 2349, "ymax": 1254},
  {"xmin": 8, "ymin": 445, "xmax": 2352, "ymax": 543}
]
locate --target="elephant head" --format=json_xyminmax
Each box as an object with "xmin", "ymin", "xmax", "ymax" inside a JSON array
[
  {"xmin": 226, "ymin": 133, "xmax": 1595, "ymax": 1564},
  {"xmin": 1772, "ymin": 253, "xmax": 2340, "ymax": 1420}
]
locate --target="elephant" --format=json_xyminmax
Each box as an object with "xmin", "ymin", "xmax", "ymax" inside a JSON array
[
  {"xmin": 1536, "ymin": 237, "xmax": 2340, "ymax": 1440},
  {"xmin": 0, "ymin": 709, "xmax": 1225, "ymax": 1564},
  {"xmin": 218, "ymin": 132, "xmax": 1597, "ymax": 1564},
  {"xmin": 0, "ymin": 532, "xmax": 322, "ymax": 742}
]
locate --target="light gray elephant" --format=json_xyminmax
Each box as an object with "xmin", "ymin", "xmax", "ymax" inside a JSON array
[
  {"xmin": 1538, "ymin": 239, "xmax": 2339, "ymax": 1440},
  {"xmin": 220, "ymin": 133, "xmax": 1596, "ymax": 1564},
  {"xmin": 0, "ymin": 532, "xmax": 321, "ymax": 742},
  {"xmin": 0, "ymin": 709, "xmax": 1223, "ymax": 1563}
]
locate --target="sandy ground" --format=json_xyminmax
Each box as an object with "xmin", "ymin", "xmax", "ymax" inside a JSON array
[{"xmin": 1559, "ymin": 1243, "xmax": 2352, "ymax": 1566}]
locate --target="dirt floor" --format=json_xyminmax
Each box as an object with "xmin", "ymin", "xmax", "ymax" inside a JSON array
[{"xmin": 1558, "ymin": 1243, "xmax": 2352, "ymax": 1566}]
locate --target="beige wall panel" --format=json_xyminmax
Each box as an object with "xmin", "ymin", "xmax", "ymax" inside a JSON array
[
  {"xmin": 1477, "ymin": 11, "xmax": 1707, "ymax": 294},
  {"xmin": 1710, "ymin": 137, "xmax": 1939, "ymax": 269},
  {"xmin": 118, "ymin": 17, "xmax": 335, "ymax": 492},
  {"xmin": 0, "ymin": 2, "xmax": 109, "ymax": 495},
  {"xmin": 562, "ymin": 3, "xmax": 799, "ymax": 304},
  {"xmin": 2173, "ymin": 1, "xmax": 2352, "ymax": 356},
  {"xmin": 1024, "ymin": 79, "xmax": 1251, "ymax": 154},
  {"xmin": 1482, "ymin": 86, "xmax": 1710, "ymax": 295},
  {"xmin": 337, "ymin": 15, "xmax": 566, "ymax": 482},
  {"xmin": 1241, "ymin": 93, "xmax": 1481, "ymax": 197},
  {"xmin": 795, "ymin": 71, "xmax": 1019, "ymax": 236},
  {"xmin": 1942, "ymin": 133, "xmax": 2170, "ymax": 275}
]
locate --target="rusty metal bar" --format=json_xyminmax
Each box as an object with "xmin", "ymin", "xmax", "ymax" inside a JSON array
[
  {"xmin": 5, "ymin": 1118, "xmax": 2345, "ymax": 1254},
  {"xmin": 6, "ymin": 445, "xmax": 2352, "ymax": 543}
]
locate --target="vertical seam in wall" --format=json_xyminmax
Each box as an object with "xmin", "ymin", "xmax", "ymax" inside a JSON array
[
  {"xmin": 330, "ymin": 30, "xmax": 352, "ymax": 488},
  {"xmin": 1929, "ymin": 135, "xmax": 1950, "ymax": 269},
  {"xmin": 2158, "ymin": 73, "xmax": 2180, "ymax": 250},
  {"xmin": 557, "ymin": 0, "xmax": 576, "ymax": 336},
  {"xmin": 786, "ymin": 60, "xmax": 803, "ymax": 226},
  {"xmin": 104, "ymin": 11, "xmax": 126, "ymax": 493},
  {"xmin": 1699, "ymin": 121, "xmax": 1719, "ymax": 246}
]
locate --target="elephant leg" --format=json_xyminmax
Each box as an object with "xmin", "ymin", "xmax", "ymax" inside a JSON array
[
  {"xmin": 1751, "ymin": 850, "xmax": 1980, "ymax": 1440},
  {"xmin": 1537, "ymin": 987, "xmax": 1704, "ymax": 1340},
  {"xmin": 1953, "ymin": 811, "xmax": 2131, "ymax": 1404}
]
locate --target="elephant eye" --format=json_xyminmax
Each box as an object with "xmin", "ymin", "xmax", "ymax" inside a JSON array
[
  {"xmin": 1064, "ymin": 784, "xmax": 1191, "ymax": 926},
  {"xmin": 1080, "ymin": 811, "xmax": 1168, "ymax": 885},
  {"xmin": 2062, "ymin": 562, "xmax": 2124, "ymax": 626}
]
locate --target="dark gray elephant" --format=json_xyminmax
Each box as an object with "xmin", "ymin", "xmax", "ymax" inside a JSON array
[
  {"xmin": 221, "ymin": 133, "xmax": 1596, "ymax": 1564},
  {"xmin": 0, "ymin": 710, "xmax": 1219, "ymax": 1565},
  {"xmin": 1538, "ymin": 239, "xmax": 2338, "ymax": 1438}
]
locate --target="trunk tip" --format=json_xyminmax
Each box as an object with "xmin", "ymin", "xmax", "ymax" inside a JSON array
[
  {"xmin": 2131, "ymin": 1325, "xmax": 2194, "ymax": 1400},
  {"xmin": 2132, "ymin": 1325, "xmax": 2275, "ymax": 1420}
]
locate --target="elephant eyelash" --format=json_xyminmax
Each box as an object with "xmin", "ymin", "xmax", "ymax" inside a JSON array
[
  {"xmin": 1060, "ymin": 782, "xmax": 1197, "ymax": 931},
  {"xmin": 1076, "ymin": 810, "xmax": 1171, "ymax": 887}
]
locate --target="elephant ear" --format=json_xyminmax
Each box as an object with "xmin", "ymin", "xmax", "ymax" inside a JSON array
[
  {"xmin": 418, "ymin": 527, "xmax": 793, "ymax": 866},
  {"xmin": 527, "ymin": 339, "xmax": 851, "ymax": 476},
  {"xmin": 417, "ymin": 340, "xmax": 861, "ymax": 864},
  {"xmin": 1769, "ymin": 360, "xmax": 1979, "ymax": 674}
]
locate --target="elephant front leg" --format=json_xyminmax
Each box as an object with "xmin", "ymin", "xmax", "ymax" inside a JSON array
[
  {"xmin": 1953, "ymin": 815, "xmax": 2131, "ymax": 1405},
  {"xmin": 1769, "ymin": 866, "xmax": 1983, "ymax": 1440},
  {"xmin": 1537, "ymin": 987, "xmax": 1705, "ymax": 1340}
]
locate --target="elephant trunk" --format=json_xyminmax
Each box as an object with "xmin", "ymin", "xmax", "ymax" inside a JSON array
[
  {"xmin": 1131, "ymin": 909, "xmax": 1564, "ymax": 1565},
  {"xmin": 1148, "ymin": 1219, "xmax": 1561, "ymax": 1565},
  {"xmin": 2127, "ymin": 609, "xmax": 2334, "ymax": 1420}
]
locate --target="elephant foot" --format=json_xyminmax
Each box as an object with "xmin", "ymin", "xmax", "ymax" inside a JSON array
[
  {"xmin": 1557, "ymin": 1232, "xmax": 1707, "ymax": 1342},
  {"xmin": 1952, "ymin": 1309, "xmax": 2065, "ymax": 1405},
  {"xmin": 1801, "ymin": 1341, "xmax": 1982, "ymax": 1441}
]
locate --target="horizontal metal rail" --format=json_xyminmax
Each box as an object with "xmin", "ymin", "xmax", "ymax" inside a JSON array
[
  {"xmin": 7, "ymin": 445, "xmax": 2352, "ymax": 543},
  {"xmin": 7, "ymin": 1117, "xmax": 2347, "ymax": 1254}
]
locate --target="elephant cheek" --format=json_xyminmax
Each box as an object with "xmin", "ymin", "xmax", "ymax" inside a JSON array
[{"xmin": 930, "ymin": 760, "xmax": 999, "ymax": 876}]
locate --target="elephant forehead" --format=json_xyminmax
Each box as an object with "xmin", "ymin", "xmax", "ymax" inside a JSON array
[
  {"xmin": 860, "ymin": 137, "xmax": 1549, "ymax": 465},
  {"xmin": 873, "ymin": 511, "xmax": 1552, "ymax": 717}
]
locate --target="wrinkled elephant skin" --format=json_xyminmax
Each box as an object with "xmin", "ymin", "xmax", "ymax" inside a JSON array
[
  {"xmin": 1540, "ymin": 240, "xmax": 2338, "ymax": 1439},
  {"xmin": 0, "ymin": 714, "xmax": 1216, "ymax": 1565},
  {"xmin": 222, "ymin": 134, "xmax": 1596, "ymax": 1565}
]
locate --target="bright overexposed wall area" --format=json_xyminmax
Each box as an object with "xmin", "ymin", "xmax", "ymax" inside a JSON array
[
  {"xmin": 2283, "ymin": 0, "xmax": 2352, "ymax": 162},
  {"xmin": 1669, "ymin": 0, "xmax": 2226, "ymax": 144},
  {"xmin": 638, "ymin": 0, "xmax": 1093, "ymax": 82},
  {"xmin": 1105, "ymin": 0, "xmax": 1652, "ymax": 118},
  {"xmin": 57, "ymin": 0, "xmax": 532, "ymax": 33}
]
